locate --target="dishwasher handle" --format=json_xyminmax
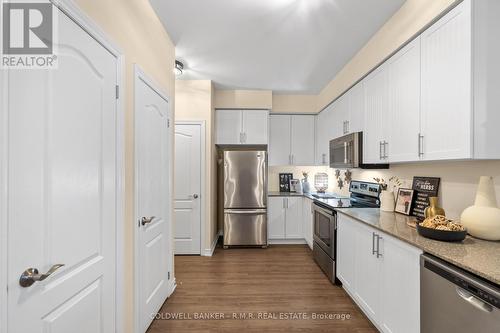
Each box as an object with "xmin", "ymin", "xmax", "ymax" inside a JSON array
[{"xmin": 456, "ymin": 287, "xmax": 494, "ymax": 313}]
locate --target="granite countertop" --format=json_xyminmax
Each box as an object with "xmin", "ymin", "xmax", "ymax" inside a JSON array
[
  {"xmin": 268, "ymin": 191, "xmax": 317, "ymax": 199},
  {"xmin": 337, "ymin": 208, "xmax": 500, "ymax": 285}
]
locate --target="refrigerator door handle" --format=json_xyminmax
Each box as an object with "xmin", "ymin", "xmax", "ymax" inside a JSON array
[{"xmin": 225, "ymin": 209, "xmax": 267, "ymax": 215}]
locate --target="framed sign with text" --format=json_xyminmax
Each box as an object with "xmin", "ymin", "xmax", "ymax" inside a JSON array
[{"xmin": 410, "ymin": 176, "xmax": 441, "ymax": 220}]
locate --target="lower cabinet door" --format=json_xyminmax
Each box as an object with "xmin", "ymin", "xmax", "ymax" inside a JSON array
[
  {"xmin": 380, "ymin": 234, "xmax": 422, "ymax": 333},
  {"xmin": 268, "ymin": 197, "xmax": 285, "ymax": 239},
  {"xmin": 337, "ymin": 214, "xmax": 356, "ymax": 291},
  {"xmin": 285, "ymin": 197, "xmax": 303, "ymax": 239},
  {"xmin": 354, "ymin": 222, "xmax": 382, "ymax": 324}
]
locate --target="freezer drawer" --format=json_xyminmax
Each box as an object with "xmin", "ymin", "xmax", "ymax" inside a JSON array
[{"xmin": 223, "ymin": 209, "xmax": 267, "ymax": 246}]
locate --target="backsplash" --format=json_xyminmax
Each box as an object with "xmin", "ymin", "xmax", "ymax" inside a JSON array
[{"xmin": 269, "ymin": 160, "xmax": 500, "ymax": 220}]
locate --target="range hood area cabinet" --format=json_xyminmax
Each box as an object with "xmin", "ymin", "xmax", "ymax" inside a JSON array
[
  {"xmin": 367, "ymin": 0, "xmax": 500, "ymax": 163},
  {"xmin": 215, "ymin": 109, "xmax": 269, "ymax": 145},
  {"xmin": 269, "ymin": 114, "xmax": 315, "ymax": 166},
  {"xmin": 315, "ymin": 82, "xmax": 365, "ymax": 166}
]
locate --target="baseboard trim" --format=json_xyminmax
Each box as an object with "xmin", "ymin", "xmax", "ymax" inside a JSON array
[
  {"xmin": 168, "ymin": 278, "xmax": 177, "ymax": 296},
  {"xmin": 202, "ymin": 232, "xmax": 220, "ymax": 256},
  {"xmin": 268, "ymin": 239, "xmax": 307, "ymax": 245}
]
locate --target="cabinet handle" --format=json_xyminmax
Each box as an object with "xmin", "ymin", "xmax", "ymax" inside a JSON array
[
  {"xmin": 322, "ymin": 153, "xmax": 326, "ymax": 165},
  {"xmin": 376, "ymin": 235, "xmax": 383, "ymax": 258},
  {"xmin": 344, "ymin": 142, "xmax": 348, "ymax": 164},
  {"xmin": 283, "ymin": 198, "xmax": 286, "ymax": 209},
  {"xmin": 384, "ymin": 141, "xmax": 388, "ymax": 159},
  {"xmin": 286, "ymin": 198, "xmax": 289, "ymax": 209},
  {"xmin": 372, "ymin": 232, "xmax": 377, "ymax": 255},
  {"xmin": 291, "ymin": 154, "xmax": 294, "ymax": 165},
  {"xmin": 379, "ymin": 141, "xmax": 383, "ymax": 160},
  {"xmin": 346, "ymin": 121, "xmax": 350, "ymax": 134},
  {"xmin": 418, "ymin": 134, "xmax": 424, "ymax": 157},
  {"xmin": 244, "ymin": 132, "xmax": 247, "ymax": 143}
]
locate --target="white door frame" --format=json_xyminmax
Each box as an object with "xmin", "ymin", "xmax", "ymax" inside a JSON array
[
  {"xmin": 0, "ymin": 1, "xmax": 125, "ymax": 332},
  {"xmin": 175, "ymin": 121, "xmax": 206, "ymax": 255},
  {"xmin": 134, "ymin": 64, "xmax": 175, "ymax": 333}
]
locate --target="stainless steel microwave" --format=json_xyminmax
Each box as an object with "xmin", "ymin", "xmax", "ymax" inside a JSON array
[{"xmin": 329, "ymin": 132, "xmax": 389, "ymax": 169}]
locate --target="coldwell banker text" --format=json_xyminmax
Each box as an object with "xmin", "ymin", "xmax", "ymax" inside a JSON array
[{"xmin": 1, "ymin": 0, "xmax": 58, "ymax": 69}]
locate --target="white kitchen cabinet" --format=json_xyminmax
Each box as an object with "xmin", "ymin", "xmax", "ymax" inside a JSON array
[
  {"xmin": 336, "ymin": 214, "xmax": 356, "ymax": 290},
  {"xmin": 364, "ymin": 64, "xmax": 389, "ymax": 164},
  {"xmin": 337, "ymin": 213, "xmax": 422, "ymax": 333},
  {"xmin": 302, "ymin": 197, "xmax": 313, "ymax": 250},
  {"xmin": 268, "ymin": 196, "xmax": 303, "ymax": 242},
  {"xmin": 215, "ymin": 109, "xmax": 269, "ymax": 145},
  {"xmin": 269, "ymin": 114, "xmax": 315, "ymax": 166},
  {"xmin": 420, "ymin": 1, "xmax": 472, "ymax": 161},
  {"xmin": 354, "ymin": 221, "xmax": 382, "ymax": 323},
  {"xmin": 242, "ymin": 110, "xmax": 269, "ymax": 144},
  {"xmin": 333, "ymin": 95, "xmax": 349, "ymax": 137},
  {"xmin": 268, "ymin": 197, "xmax": 286, "ymax": 239},
  {"xmin": 348, "ymin": 81, "xmax": 364, "ymax": 134},
  {"xmin": 269, "ymin": 115, "xmax": 291, "ymax": 165},
  {"xmin": 380, "ymin": 231, "xmax": 421, "ymax": 333},
  {"xmin": 315, "ymin": 103, "xmax": 334, "ymax": 165},
  {"xmin": 291, "ymin": 115, "xmax": 315, "ymax": 165},
  {"xmin": 387, "ymin": 37, "xmax": 421, "ymax": 163},
  {"xmin": 285, "ymin": 197, "xmax": 302, "ymax": 238}
]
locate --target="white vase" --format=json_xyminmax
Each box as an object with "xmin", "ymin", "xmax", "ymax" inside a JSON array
[
  {"xmin": 461, "ymin": 176, "xmax": 500, "ymax": 241},
  {"xmin": 302, "ymin": 179, "xmax": 311, "ymax": 193},
  {"xmin": 380, "ymin": 190, "xmax": 395, "ymax": 212}
]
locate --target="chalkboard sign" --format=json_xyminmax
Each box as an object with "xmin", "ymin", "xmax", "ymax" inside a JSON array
[
  {"xmin": 279, "ymin": 173, "xmax": 293, "ymax": 192},
  {"xmin": 410, "ymin": 176, "xmax": 441, "ymax": 220}
]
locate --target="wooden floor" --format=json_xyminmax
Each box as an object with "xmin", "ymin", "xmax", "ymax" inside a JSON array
[{"xmin": 147, "ymin": 244, "xmax": 377, "ymax": 333}]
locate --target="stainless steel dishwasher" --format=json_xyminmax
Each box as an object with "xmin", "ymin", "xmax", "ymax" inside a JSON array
[{"xmin": 421, "ymin": 254, "xmax": 500, "ymax": 333}]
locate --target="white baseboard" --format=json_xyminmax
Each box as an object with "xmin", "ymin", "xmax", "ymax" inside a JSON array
[
  {"xmin": 202, "ymin": 232, "xmax": 220, "ymax": 256},
  {"xmin": 168, "ymin": 278, "xmax": 177, "ymax": 296},
  {"xmin": 268, "ymin": 239, "xmax": 307, "ymax": 245}
]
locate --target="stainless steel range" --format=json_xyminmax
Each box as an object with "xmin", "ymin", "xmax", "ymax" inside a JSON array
[{"xmin": 313, "ymin": 180, "xmax": 381, "ymax": 284}]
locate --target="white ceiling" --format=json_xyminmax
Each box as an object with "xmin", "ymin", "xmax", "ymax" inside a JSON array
[{"xmin": 150, "ymin": 0, "xmax": 405, "ymax": 94}]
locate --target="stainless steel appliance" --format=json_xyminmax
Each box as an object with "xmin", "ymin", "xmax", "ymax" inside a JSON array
[
  {"xmin": 421, "ymin": 254, "xmax": 500, "ymax": 333},
  {"xmin": 329, "ymin": 132, "xmax": 389, "ymax": 169},
  {"xmin": 220, "ymin": 149, "xmax": 267, "ymax": 247},
  {"xmin": 313, "ymin": 181, "xmax": 381, "ymax": 284}
]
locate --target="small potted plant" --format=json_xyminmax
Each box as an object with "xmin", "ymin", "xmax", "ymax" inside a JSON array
[{"xmin": 373, "ymin": 177, "xmax": 402, "ymax": 212}]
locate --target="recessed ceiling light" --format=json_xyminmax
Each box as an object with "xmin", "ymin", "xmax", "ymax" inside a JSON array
[{"xmin": 174, "ymin": 60, "xmax": 184, "ymax": 76}]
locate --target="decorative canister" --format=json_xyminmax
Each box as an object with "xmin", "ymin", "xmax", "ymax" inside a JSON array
[
  {"xmin": 461, "ymin": 176, "xmax": 500, "ymax": 241},
  {"xmin": 302, "ymin": 178, "xmax": 311, "ymax": 194},
  {"xmin": 424, "ymin": 197, "xmax": 446, "ymax": 218},
  {"xmin": 380, "ymin": 190, "xmax": 395, "ymax": 212}
]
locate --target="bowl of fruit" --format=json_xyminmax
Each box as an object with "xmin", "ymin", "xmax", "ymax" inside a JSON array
[{"xmin": 416, "ymin": 215, "xmax": 467, "ymax": 242}]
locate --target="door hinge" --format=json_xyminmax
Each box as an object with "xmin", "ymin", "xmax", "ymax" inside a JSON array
[{"xmin": 115, "ymin": 85, "xmax": 119, "ymax": 99}]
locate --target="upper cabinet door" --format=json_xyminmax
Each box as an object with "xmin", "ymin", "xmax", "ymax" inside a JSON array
[
  {"xmin": 364, "ymin": 64, "xmax": 389, "ymax": 164},
  {"xmin": 216, "ymin": 110, "xmax": 243, "ymax": 144},
  {"xmin": 269, "ymin": 115, "xmax": 291, "ymax": 166},
  {"xmin": 242, "ymin": 110, "xmax": 269, "ymax": 144},
  {"xmin": 388, "ymin": 37, "xmax": 421, "ymax": 163},
  {"xmin": 348, "ymin": 81, "xmax": 365, "ymax": 134},
  {"xmin": 290, "ymin": 115, "xmax": 315, "ymax": 165},
  {"xmin": 315, "ymin": 104, "xmax": 334, "ymax": 166},
  {"xmin": 332, "ymin": 95, "xmax": 349, "ymax": 137},
  {"xmin": 420, "ymin": 0, "xmax": 472, "ymax": 160}
]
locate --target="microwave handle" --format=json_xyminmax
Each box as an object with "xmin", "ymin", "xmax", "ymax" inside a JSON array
[{"xmin": 344, "ymin": 142, "xmax": 348, "ymax": 164}]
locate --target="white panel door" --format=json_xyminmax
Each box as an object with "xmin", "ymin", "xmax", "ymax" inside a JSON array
[
  {"xmin": 354, "ymin": 223, "xmax": 381, "ymax": 323},
  {"xmin": 380, "ymin": 234, "xmax": 421, "ymax": 333},
  {"xmin": 284, "ymin": 197, "xmax": 303, "ymax": 239},
  {"xmin": 174, "ymin": 124, "xmax": 201, "ymax": 254},
  {"xmin": 364, "ymin": 64, "xmax": 389, "ymax": 164},
  {"xmin": 268, "ymin": 197, "xmax": 286, "ymax": 239},
  {"xmin": 388, "ymin": 37, "xmax": 421, "ymax": 163},
  {"xmin": 215, "ymin": 110, "xmax": 242, "ymax": 144},
  {"xmin": 242, "ymin": 110, "xmax": 269, "ymax": 144},
  {"xmin": 290, "ymin": 115, "xmax": 315, "ymax": 165},
  {"xmin": 6, "ymin": 10, "xmax": 117, "ymax": 333},
  {"xmin": 348, "ymin": 81, "xmax": 365, "ymax": 134},
  {"xmin": 269, "ymin": 115, "xmax": 291, "ymax": 166},
  {"xmin": 135, "ymin": 70, "xmax": 172, "ymax": 332},
  {"xmin": 420, "ymin": 0, "xmax": 472, "ymax": 160},
  {"xmin": 337, "ymin": 215, "xmax": 356, "ymax": 292}
]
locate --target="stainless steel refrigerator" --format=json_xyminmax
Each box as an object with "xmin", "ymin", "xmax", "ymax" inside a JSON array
[{"xmin": 219, "ymin": 149, "xmax": 267, "ymax": 248}]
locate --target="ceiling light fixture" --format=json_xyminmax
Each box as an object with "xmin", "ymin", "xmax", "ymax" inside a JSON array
[{"xmin": 174, "ymin": 60, "xmax": 184, "ymax": 76}]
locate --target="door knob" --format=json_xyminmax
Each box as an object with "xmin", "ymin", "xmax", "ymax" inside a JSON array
[
  {"xmin": 19, "ymin": 264, "xmax": 65, "ymax": 287},
  {"xmin": 141, "ymin": 216, "xmax": 156, "ymax": 226},
  {"xmin": 193, "ymin": 194, "xmax": 199, "ymax": 199}
]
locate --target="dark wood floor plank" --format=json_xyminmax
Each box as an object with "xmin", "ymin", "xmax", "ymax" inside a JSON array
[{"xmin": 147, "ymin": 245, "xmax": 377, "ymax": 333}]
